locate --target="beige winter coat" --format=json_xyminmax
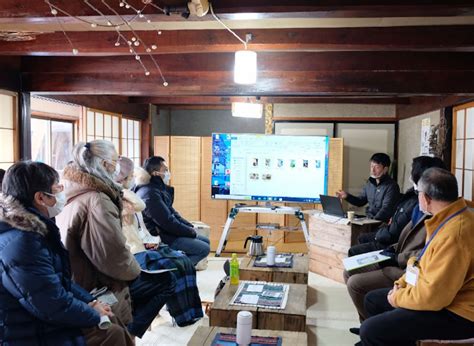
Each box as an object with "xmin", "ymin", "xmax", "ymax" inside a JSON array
[
  {"xmin": 56, "ymin": 165, "xmax": 141, "ymax": 324},
  {"xmin": 122, "ymin": 189, "xmax": 147, "ymax": 255}
]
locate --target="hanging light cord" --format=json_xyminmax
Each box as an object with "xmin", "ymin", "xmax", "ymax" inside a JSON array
[{"xmin": 209, "ymin": 2, "xmax": 247, "ymax": 49}]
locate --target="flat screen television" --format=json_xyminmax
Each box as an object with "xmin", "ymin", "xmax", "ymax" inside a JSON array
[{"xmin": 211, "ymin": 133, "xmax": 329, "ymax": 203}]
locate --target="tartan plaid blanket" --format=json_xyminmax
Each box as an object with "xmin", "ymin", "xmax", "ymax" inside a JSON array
[{"xmin": 134, "ymin": 244, "xmax": 203, "ymax": 326}]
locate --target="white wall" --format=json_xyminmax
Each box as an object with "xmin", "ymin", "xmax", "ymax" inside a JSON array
[
  {"xmin": 272, "ymin": 103, "xmax": 396, "ymax": 197},
  {"xmin": 397, "ymin": 110, "xmax": 441, "ymax": 191},
  {"xmin": 336, "ymin": 123, "xmax": 395, "ymax": 195}
]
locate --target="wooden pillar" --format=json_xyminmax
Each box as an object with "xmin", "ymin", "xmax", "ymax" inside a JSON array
[
  {"xmin": 18, "ymin": 92, "xmax": 31, "ymax": 160},
  {"xmin": 140, "ymin": 104, "xmax": 152, "ymax": 163},
  {"xmin": 264, "ymin": 104, "xmax": 273, "ymax": 134},
  {"xmin": 440, "ymin": 106, "xmax": 453, "ymax": 169}
]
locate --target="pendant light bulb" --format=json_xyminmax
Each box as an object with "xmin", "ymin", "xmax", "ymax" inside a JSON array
[{"xmin": 234, "ymin": 50, "xmax": 257, "ymax": 85}]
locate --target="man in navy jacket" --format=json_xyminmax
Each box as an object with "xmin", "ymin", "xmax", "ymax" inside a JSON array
[{"xmin": 134, "ymin": 156, "xmax": 210, "ymax": 265}]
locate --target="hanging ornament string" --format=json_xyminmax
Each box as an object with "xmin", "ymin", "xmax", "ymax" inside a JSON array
[
  {"xmin": 44, "ymin": 0, "xmax": 168, "ymax": 85},
  {"xmin": 45, "ymin": 0, "xmax": 125, "ymax": 28},
  {"xmin": 83, "ymin": 0, "xmax": 115, "ymax": 27},
  {"xmin": 101, "ymin": 0, "xmax": 168, "ymax": 85},
  {"xmin": 46, "ymin": 2, "xmax": 78, "ymax": 55}
]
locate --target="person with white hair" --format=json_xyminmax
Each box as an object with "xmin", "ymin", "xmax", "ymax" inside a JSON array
[
  {"xmin": 57, "ymin": 140, "xmax": 175, "ymax": 341},
  {"xmin": 115, "ymin": 156, "xmax": 203, "ymax": 327}
]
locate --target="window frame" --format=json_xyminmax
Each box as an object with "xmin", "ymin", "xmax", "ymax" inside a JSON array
[
  {"xmin": 0, "ymin": 90, "xmax": 19, "ymax": 169},
  {"xmin": 121, "ymin": 116, "xmax": 142, "ymax": 166},
  {"xmin": 84, "ymin": 108, "xmax": 142, "ymax": 164},
  {"xmin": 452, "ymin": 101, "xmax": 474, "ymax": 201},
  {"xmin": 85, "ymin": 108, "xmax": 122, "ymax": 153},
  {"xmin": 30, "ymin": 116, "xmax": 75, "ymax": 170}
]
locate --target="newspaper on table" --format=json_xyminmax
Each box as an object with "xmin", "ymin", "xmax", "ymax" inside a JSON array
[
  {"xmin": 211, "ymin": 333, "xmax": 282, "ymax": 346},
  {"xmin": 229, "ymin": 281, "xmax": 289, "ymax": 310},
  {"xmin": 253, "ymin": 253, "xmax": 294, "ymax": 268},
  {"xmin": 342, "ymin": 250, "xmax": 391, "ymax": 272}
]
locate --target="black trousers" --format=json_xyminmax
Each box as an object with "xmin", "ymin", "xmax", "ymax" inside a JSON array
[
  {"xmin": 348, "ymin": 232, "xmax": 385, "ymax": 256},
  {"xmin": 359, "ymin": 288, "xmax": 474, "ymax": 346}
]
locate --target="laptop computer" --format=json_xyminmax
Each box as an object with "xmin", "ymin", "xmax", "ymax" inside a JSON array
[{"xmin": 319, "ymin": 195, "xmax": 366, "ymax": 219}]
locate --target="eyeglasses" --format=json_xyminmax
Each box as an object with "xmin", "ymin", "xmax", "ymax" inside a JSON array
[
  {"xmin": 415, "ymin": 190, "xmax": 432, "ymax": 199},
  {"xmin": 44, "ymin": 184, "xmax": 64, "ymax": 196}
]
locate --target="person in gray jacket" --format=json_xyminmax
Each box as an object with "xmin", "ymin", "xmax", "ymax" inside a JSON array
[
  {"xmin": 347, "ymin": 156, "xmax": 446, "ymax": 256},
  {"xmin": 337, "ymin": 153, "xmax": 399, "ymax": 223}
]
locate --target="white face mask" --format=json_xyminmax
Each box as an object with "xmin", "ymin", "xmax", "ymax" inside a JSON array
[
  {"xmin": 43, "ymin": 191, "xmax": 67, "ymax": 218},
  {"xmin": 162, "ymin": 171, "xmax": 171, "ymax": 185},
  {"xmin": 123, "ymin": 177, "xmax": 135, "ymax": 190},
  {"xmin": 113, "ymin": 161, "xmax": 121, "ymax": 178}
]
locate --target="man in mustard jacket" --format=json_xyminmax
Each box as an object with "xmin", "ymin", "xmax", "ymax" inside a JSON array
[{"xmin": 358, "ymin": 168, "xmax": 474, "ymax": 345}]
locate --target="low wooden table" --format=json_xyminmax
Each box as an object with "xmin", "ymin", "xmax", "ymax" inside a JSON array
[
  {"xmin": 239, "ymin": 254, "xmax": 309, "ymax": 284},
  {"xmin": 209, "ymin": 281, "xmax": 307, "ymax": 332},
  {"xmin": 188, "ymin": 326, "xmax": 308, "ymax": 346}
]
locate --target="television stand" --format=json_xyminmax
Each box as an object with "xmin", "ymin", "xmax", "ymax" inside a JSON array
[{"xmin": 215, "ymin": 203, "xmax": 310, "ymax": 256}]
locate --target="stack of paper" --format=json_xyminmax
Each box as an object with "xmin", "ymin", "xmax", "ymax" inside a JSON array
[{"xmin": 342, "ymin": 250, "xmax": 391, "ymax": 271}]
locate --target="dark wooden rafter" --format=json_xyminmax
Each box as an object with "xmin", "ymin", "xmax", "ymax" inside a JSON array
[
  {"xmin": 0, "ymin": 56, "xmax": 20, "ymax": 90},
  {"xmin": 129, "ymin": 96, "xmax": 411, "ymax": 105},
  {"xmin": 20, "ymin": 51, "xmax": 474, "ymax": 73},
  {"xmin": 22, "ymin": 70, "xmax": 474, "ymax": 96},
  {"xmin": 17, "ymin": 47, "xmax": 474, "ymax": 98},
  {"xmin": 1, "ymin": 0, "xmax": 474, "ymax": 19},
  {"xmin": 396, "ymin": 96, "xmax": 474, "ymax": 120},
  {"xmin": 19, "ymin": 51, "xmax": 474, "ymax": 96},
  {"xmin": 2, "ymin": 26, "xmax": 474, "ymax": 55},
  {"xmin": 44, "ymin": 95, "xmax": 149, "ymax": 119}
]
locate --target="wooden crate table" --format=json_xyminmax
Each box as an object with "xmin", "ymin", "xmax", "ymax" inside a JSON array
[
  {"xmin": 239, "ymin": 254, "xmax": 309, "ymax": 284},
  {"xmin": 209, "ymin": 281, "xmax": 307, "ymax": 332},
  {"xmin": 188, "ymin": 326, "xmax": 308, "ymax": 346},
  {"xmin": 308, "ymin": 211, "xmax": 382, "ymax": 283},
  {"xmin": 209, "ymin": 280, "xmax": 258, "ymax": 329}
]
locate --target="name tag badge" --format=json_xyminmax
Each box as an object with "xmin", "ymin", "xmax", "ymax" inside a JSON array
[{"xmin": 405, "ymin": 264, "xmax": 419, "ymax": 286}]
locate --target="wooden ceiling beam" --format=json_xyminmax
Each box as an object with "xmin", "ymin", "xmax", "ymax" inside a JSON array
[
  {"xmin": 129, "ymin": 96, "xmax": 410, "ymax": 105},
  {"xmin": 42, "ymin": 95, "xmax": 149, "ymax": 119},
  {"xmin": 396, "ymin": 95, "xmax": 473, "ymax": 119},
  {"xmin": 1, "ymin": 0, "xmax": 473, "ymax": 19},
  {"xmin": 22, "ymin": 71, "xmax": 474, "ymax": 96},
  {"xmin": 20, "ymin": 52, "xmax": 474, "ymax": 74},
  {"xmin": 3, "ymin": 26, "xmax": 474, "ymax": 56}
]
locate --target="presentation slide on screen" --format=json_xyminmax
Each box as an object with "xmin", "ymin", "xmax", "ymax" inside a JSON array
[{"xmin": 211, "ymin": 133, "xmax": 329, "ymax": 203}]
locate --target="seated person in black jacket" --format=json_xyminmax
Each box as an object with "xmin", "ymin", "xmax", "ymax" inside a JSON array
[
  {"xmin": 134, "ymin": 156, "xmax": 210, "ymax": 265},
  {"xmin": 348, "ymin": 156, "xmax": 446, "ymax": 256},
  {"xmin": 0, "ymin": 168, "xmax": 5, "ymax": 186},
  {"xmin": 337, "ymin": 153, "xmax": 399, "ymax": 223}
]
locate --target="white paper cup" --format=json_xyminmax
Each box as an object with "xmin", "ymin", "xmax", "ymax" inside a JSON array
[
  {"xmin": 347, "ymin": 211, "xmax": 355, "ymax": 222},
  {"xmin": 266, "ymin": 246, "xmax": 276, "ymax": 266},
  {"xmin": 98, "ymin": 315, "xmax": 112, "ymax": 330}
]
